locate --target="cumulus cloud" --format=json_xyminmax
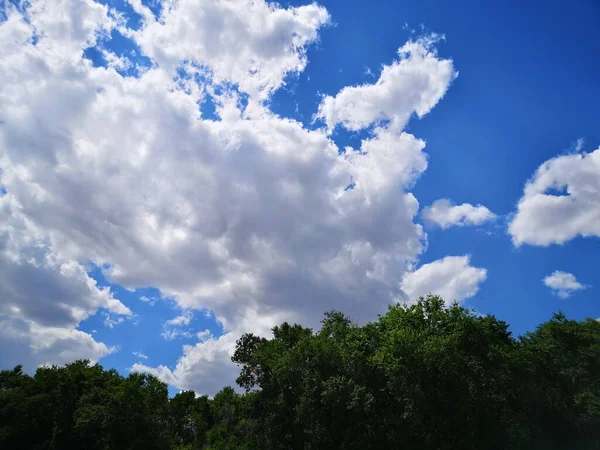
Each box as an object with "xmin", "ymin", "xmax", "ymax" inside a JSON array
[
  {"xmin": 127, "ymin": 0, "xmax": 330, "ymax": 99},
  {"xmin": 422, "ymin": 199, "xmax": 496, "ymax": 229},
  {"xmin": 0, "ymin": 195, "xmax": 130, "ymax": 370},
  {"xmin": 401, "ymin": 256, "xmax": 487, "ymax": 304},
  {"xmin": 509, "ymin": 148, "xmax": 600, "ymax": 246},
  {"xmin": 0, "ymin": 315, "xmax": 116, "ymax": 372},
  {"xmin": 543, "ymin": 271, "xmax": 588, "ymax": 298},
  {"xmin": 133, "ymin": 332, "xmax": 239, "ymax": 394},
  {"xmin": 316, "ymin": 35, "xmax": 456, "ymax": 132},
  {"xmin": 1, "ymin": 0, "xmax": 458, "ymax": 394}
]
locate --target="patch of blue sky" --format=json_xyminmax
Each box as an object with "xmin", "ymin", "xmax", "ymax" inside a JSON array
[
  {"xmin": 544, "ymin": 186, "xmax": 570, "ymax": 197},
  {"xmin": 3, "ymin": 0, "xmax": 28, "ymax": 18},
  {"xmin": 79, "ymin": 265, "xmax": 225, "ymax": 382},
  {"xmin": 96, "ymin": 0, "xmax": 144, "ymax": 30},
  {"xmin": 141, "ymin": 0, "xmax": 162, "ymax": 20},
  {"xmin": 84, "ymin": 28, "xmax": 153, "ymax": 76},
  {"xmin": 82, "ymin": 46, "xmax": 104, "ymax": 67},
  {"xmin": 0, "ymin": 168, "xmax": 6, "ymax": 196},
  {"xmin": 97, "ymin": 0, "xmax": 162, "ymax": 25},
  {"xmin": 200, "ymin": 93, "xmax": 219, "ymax": 121},
  {"xmin": 171, "ymin": 63, "xmax": 221, "ymax": 120}
]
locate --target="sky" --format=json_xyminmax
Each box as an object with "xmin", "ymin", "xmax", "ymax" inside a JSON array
[{"xmin": 0, "ymin": 0, "xmax": 598, "ymax": 396}]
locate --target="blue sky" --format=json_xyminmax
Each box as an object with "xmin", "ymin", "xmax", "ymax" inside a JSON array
[{"xmin": 0, "ymin": 0, "xmax": 598, "ymax": 395}]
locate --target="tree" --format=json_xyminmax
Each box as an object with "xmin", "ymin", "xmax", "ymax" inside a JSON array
[{"xmin": 516, "ymin": 313, "xmax": 600, "ymax": 449}]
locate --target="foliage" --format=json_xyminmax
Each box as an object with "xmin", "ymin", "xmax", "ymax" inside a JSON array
[{"xmin": 1, "ymin": 296, "xmax": 599, "ymax": 449}]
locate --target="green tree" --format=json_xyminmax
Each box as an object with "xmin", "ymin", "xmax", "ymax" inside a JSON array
[{"xmin": 516, "ymin": 313, "xmax": 600, "ymax": 449}]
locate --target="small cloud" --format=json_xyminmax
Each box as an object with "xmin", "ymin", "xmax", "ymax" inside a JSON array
[
  {"xmin": 162, "ymin": 311, "xmax": 195, "ymax": 340},
  {"xmin": 133, "ymin": 351, "xmax": 148, "ymax": 360},
  {"xmin": 103, "ymin": 313, "xmax": 125, "ymax": 329},
  {"xmin": 162, "ymin": 329, "xmax": 193, "ymax": 340},
  {"xmin": 166, "ymin": 311, "xmax": 193, "ymax": 326},
  {"xmin": 422, "ymin": 198, "xmax": 496, "ymax": 229},
  {"xmin": 108, "ymin": 345, "xmax": 121, "ymax": 355},
  {"xmin": 197, "ymin": 329, "xmax": 212, "ymax": 342},
  {"xmin": 140, "ymin": 295, "xmax": 157, "ymax": 305},
  {"xmin": 543, "ymin": 270, "xmax": 588, "ymax": 298},
  {"xmin": 91, "ymin": 329, "xmax": 97, "ymax": 334},
  {"xmin": 575, "ymin": 138, "xmax": 585, "ymax": 152},
  {"xmin": 401, "ymin": 255, "xmax": 487, "ymax": 305}
]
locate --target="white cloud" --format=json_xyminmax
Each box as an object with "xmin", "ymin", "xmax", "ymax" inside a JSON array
[
  {"xmin": 197, "ymin": 329, "xmax": 212, "ymax": 341},
  {"xmin": 0, "ymin": 316, "xmax": 116, "ymax": 371},
  {"xmin": 161, "ymin": 329, "xmax": 193, "ymax": 340},
  {"xmin": 0, "ymin": 194, "xmax": 130, "ymax": 370},
  {"xmin": 133, "ymin": 351, "xmax": 148, "ymax": 360},
  {"xmin": 316, "ymin": 35, "xmax": 456, "ymax": 133},
  {"xmin": 101, "ymin": 49, "xmax": 133, "ymax": 72},
  {"xmin": 509, "ymin": 147, "xmax": 600, "ymax": 246},
  {"xmin": 133, "ymin": 332, "xmax": 238, "ymax": 394},
  {"xmin": 422, "ymin": 198, "xmax": 496, "ymax": 229},
  {"xmin": 128, "ymin": 0, "xmax": 330, "ymax": 99},
  {"xmin": 162, "ymin": 311, "xmax": 194, "ymax": 340},
  {"xmin": 0, "ymin": 0, "xmax": 129, "ymax": 370},
  {"xmin": 139, "ymin": 295, "xmax": 157, "ymax": 305},
  {"xmin": 166, "ymin": 311, "xmax": 193, "ymax": 327},
  {"xmin": 401, "ymin": 256, "xmax": 487, "ymax": 304},
  {"xmin": 339, "ymin": 128, "xmax": 428, "ymax": 198},
  {"xmin": 1, "ymin": 0, "xmax": 457, "ymax": 394},
  {"xmin": 103, "ymin": 313, "xmax": 126, "ymax": 329},
  {"xmin": 543, "ymin": 271, "xmax": 588, "ymax": 298}
]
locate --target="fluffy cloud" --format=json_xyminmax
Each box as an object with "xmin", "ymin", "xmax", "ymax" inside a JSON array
[
  {"xmin": 133, "ymin": 332, "xmax": 237, "ymax": 395},
  {"xmin": 128, "ymin": 0, "xmax": 330, "ymax": 99},
  {"xmin": 0, "ymin": 194, "xmax": 130, "ymax": 370},
  {"xmin": 422, "ymin": 199, "xmax": 496, "ymax": 229},
  {"xmin": 401, "ymin": 256, "xmax": 487, "ymax": 304},
  {"xmin": 0, "ymin": 315, "xmax": 116, "ymax": 372},
  {"xmin": 1, "ymin": 0, "xmax": 459, "ymax": 394},
  {"xmin": 543, "ymin": 271, "xmax": 588, "ymax": 298},
  {"xmin": 316, "ymin": 35, "xmax": 456, "ymax": 133},
  {"xmin": 509, "ymin": 148, "xmax": 600, "ymax": 246}
]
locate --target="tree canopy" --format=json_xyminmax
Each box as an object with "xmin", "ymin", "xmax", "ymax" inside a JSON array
[{"xmin": 1, "ymin": 296, "xmax": 599, "ymax": 449}]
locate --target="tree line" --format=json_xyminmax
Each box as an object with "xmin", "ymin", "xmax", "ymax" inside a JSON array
[{"xmin": 1, "ymin": 295, "xmax": 599, "ymax": 449}]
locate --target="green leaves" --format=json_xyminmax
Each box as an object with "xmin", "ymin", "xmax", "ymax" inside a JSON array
[{"xmin": 229, "ymin": 295, "xmax": 600, "ymax": 449}]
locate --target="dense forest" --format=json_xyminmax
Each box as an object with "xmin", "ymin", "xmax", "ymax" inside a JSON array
[{"xmin": 1, "ymin": 296, "xmax": 599, "ymax": 449}]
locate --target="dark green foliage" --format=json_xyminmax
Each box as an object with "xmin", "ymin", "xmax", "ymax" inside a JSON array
[{"xmin": 1, "ymin": 295, "xmax": 599, "ymax": 449}]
